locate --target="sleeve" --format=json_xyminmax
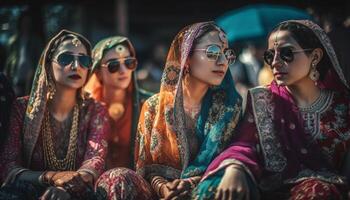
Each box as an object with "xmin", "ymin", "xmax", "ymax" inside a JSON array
[
  {"xmin": 134, "ymin": 95, "xmax": 157, "ymax": 178},
  {"xmin": 78, "ymin": 102, "xmax": 109, "ymax": 182}
]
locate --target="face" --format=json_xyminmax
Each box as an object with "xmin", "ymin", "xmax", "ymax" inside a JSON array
[
  {"xmin": 98, "ymin": 44, "xmax": 134, "ymax": 90},
  {"xmin": 51, "ymin": 39, "xmax": 90, "ymax": 90},
  {"xmin": 266, "ymin": 30, "xmax": 314, "ymax": 86},
  {"xmin": 188, "ymin": 30, "xmax": 233, "ymax": 86}
]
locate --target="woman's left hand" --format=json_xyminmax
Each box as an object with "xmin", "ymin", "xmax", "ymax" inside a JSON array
[{"xmin": 40, "ymin": 186, "xmax": 71, "ymax": 200}]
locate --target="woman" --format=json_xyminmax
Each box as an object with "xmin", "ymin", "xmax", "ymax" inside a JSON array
[
  {"xmin": 194, "ymin": 20, "xmax": 350, "ymax": 200},
  {"xmin": 95, "ymin": 21, "xmax": 242, "ymax": 200},
  {"xmin": 0, "ymin": 30, "xmax": 109, "ymax": 200},
  {"xmin": 85, "ymin": 36, "xmax": 152, "ymax": 170}
]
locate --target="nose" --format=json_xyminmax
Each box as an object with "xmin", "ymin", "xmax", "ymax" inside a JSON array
[
  {"xmin": 216, "ymin": 53, "xmax": 228, "ymax": 66},
  {"xmin": 118, "ymin": 63, "xmax": 128, "ymax": 74},
  {"xmin": 271, "ymin": 51, "xmax": 283, "ymax": 69},
  {"xmin": 70, "ymin": 59, "xmax": 79, "ymax": 71}
]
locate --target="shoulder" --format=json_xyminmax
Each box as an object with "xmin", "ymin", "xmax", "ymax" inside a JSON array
[
  {"xmin": 83, "ymin": 97, "xmax": 108, "ymax": 114},
  {"xmin": 330, "ymin": 90, "xmax": 350, "ymax": 108},
  {"xmin": 141, "ymin": 93, "xmax": 160, "ymax": 113},
  {"xmin": 248, "ymin": 85, "xmax": 270, "ymax": 94}
]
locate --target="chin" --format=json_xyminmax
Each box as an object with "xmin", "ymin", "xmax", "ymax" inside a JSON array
[
  {"xmin": 209, "ymin": 79, "xmax": 224, "ymax": 86},
  {"xmin": 112, "ymin": 83, "xmax": 130, "ymax": 90},
  {"xmin": 64, "ymin": 83, "xmax": 84, "ymax": 89},
  {"xmin": 275, "ymin": 80, "xmax": 288, "ymax": 86}
]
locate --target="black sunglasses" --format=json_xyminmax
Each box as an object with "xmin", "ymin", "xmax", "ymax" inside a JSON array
[
  {"xmin": 263, "ymin": 47, "xmax": 313, "ymax": 66},
  {"xmin": 101, "ymin": 57, "xmax": 137, "ymax": 73},
  {"xmin": 54, "ymin": 52, "xmax": 92, "ymax": 69},
  {"xmin": 193, "ymin": 44, "xmax": 236, "ymax": 65}
]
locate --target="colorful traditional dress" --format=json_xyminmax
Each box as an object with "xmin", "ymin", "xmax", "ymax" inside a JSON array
[
  {"xmin": 85, "ymin": 36, "xmax": 152, "ymax": 170},
  {"xmin": 194, "ymin": 20, "xmax": 350, "ymax": 200},
  {"xmin": 95, "ymin": 21, "xmax": 242, "ymax": 200},
  {"xmin": 0, "ymin": 30, "xmax": 109, "ymax": 200}
]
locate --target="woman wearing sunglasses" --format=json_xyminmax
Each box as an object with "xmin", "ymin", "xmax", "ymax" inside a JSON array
[
  {"xmin": 85, "ymin": 36, "xmax": 152, "ymax": 171},
  {"xmin": 94, "ymin": 22, "xmax": 242, "ymax": 200},
  {"xmin": 0, "ymin": 30, "xmax": 109, "ymax": 200},
  {"xmin": 194, "ymin": 20, "xmax": 350, "ymax": 200}
]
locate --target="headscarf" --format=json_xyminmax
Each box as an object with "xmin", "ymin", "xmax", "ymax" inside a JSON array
[
  {"xmin": 22, "ymin": 30, "xmax": 92, "ymax": 167},
  {"xmin": 136, "ymin": 21, "xmax": 242, "ymax": 179}
]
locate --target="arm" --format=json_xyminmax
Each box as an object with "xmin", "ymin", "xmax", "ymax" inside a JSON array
[
  {"xmin": 77, "ymin": 102, "xmax": 109, "ymax": 186},
  {"xmin": 134, "ymin": 96, "xmax": 156, "ymax": 176}
]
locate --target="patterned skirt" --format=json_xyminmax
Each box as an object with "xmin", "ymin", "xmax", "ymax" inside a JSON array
[{"xmin": 95, "ymin": 167, "xmax": 155, "ymax": 200}]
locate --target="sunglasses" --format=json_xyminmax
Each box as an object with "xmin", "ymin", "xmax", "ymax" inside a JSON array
[
  {"xmin": 53, "ymin": 52, "xmax": 92, "ymax": 69},
  {"xmin": 193, "ymin": 44, "xmax": 236, "ymax": 65},
  {"xmin": 100, "ymin": 57, "xmax": 137, "ymax": 73},
  {"xmin": 263, "ymin": 47, "xmax": 314, "ymax": 66}
]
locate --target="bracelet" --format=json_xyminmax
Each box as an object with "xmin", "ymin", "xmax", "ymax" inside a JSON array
[
  {"xmin": 38, "ymin": 171, "xmax": 49, "ymax": 186},
  {"xmin": 150, "ymin": 176, "xmax": 167, "ymax": 197}
]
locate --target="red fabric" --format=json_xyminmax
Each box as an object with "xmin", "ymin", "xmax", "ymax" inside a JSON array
[
  {"xmin": 106, "ymin": 93, "xmax": 133, "ymax": 169},
  {"xmin": 290, "ymin": 178, "xmax": 343, "ymax": 200}
]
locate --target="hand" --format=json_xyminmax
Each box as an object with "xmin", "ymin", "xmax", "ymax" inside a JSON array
[
  {"xmin": 215, "ymin": 165, "xmax": 249, "ymax": 200},
  {"xmin": 46, "ymin": 171, "xmax": 88, "ymax": 194},
  {"xmin": 162, "ymin": 179, "xmax": 191, "ymax": 200},
  {"xmin": 40, "ymin": 186, "xmax": 71, "ymax": 200}
]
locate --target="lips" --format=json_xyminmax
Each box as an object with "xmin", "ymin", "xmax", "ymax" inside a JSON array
[
  {"xmin": 68, "ymin": 74, "xmax": 82, "ymax": 80},
  {"xmin": 212, "ymin": 70, "xmax": 225, "ymax": 77},
  {"xmin": 118, "ymin": 76, "xmax": 128, "ymax": 81},
  {"xmin": 274, "ymin": 72, "xmax": 288, "ymax": 79},
  {"xmin": 273, "ymin": 72, "xmax": 288, "ymax": 76}
]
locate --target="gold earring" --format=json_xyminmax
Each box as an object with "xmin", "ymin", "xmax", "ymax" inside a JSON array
[
  {"xmin": 48, "ymin": 81, "xmax": 56, "ymax": 100},
  {"xmin": 184, "ymin": 65, "xmax": 190, "ymax": 75},
  {"xmin": 309, "ymin": 63, "xmax": 320, "ymax": 85}
]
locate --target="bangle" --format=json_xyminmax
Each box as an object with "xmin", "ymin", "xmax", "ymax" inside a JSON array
[
  {"xmin": 38, "ymin": 171, "xmax": 49, "ymax": 186},
  {"xmin": 150, "ymin": 176, "xmax": 167, "ymax": 197}
]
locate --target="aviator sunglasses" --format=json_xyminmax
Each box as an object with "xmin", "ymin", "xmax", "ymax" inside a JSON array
[
  {"xmin": 53, "ymin": 52, "xmax": 92, "ymax": 69},
  {"xmin": 193, "ymin": 44, "xmax": 236, "ymax": 65},
  {"xmin": 264, "ymin": 47, "xmax": 314, "ymax": 66},
  {"xmin": 100, "ymin": 57, "xmax": 137, "ymax": 73}
]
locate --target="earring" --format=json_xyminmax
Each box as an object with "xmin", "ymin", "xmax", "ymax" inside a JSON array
[
  {"xmin": 184, "ymin": 65, "xmax": 190, "ymax": 75},
  {"xmin": 309, "ymin": 63, "xmax": 320, "ymax": 85},
  {"xmin": 48, "ymin": 81, "xmax": 56, "ymax": 100},
  {"xmin": 48, "ymin": 75, "xmax": 56, "ymax": 100}
]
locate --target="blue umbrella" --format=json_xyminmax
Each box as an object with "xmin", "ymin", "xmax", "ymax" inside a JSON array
[{"xmin": 216, "ymin": 4, "xmax": 312, "ymax": 44}]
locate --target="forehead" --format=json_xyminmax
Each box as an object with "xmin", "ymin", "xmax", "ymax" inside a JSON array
[
  {"xmin": 195, "ymin": 30, "xmax": 228, "ymax": 48},
  {"xmin": 268, "ymin": 30, "xmax": 300, "ymax": 49},
  {"xmin": 102, "ymin": 44, "xmax": 131, "ymax": 61},
  {"xmin": 55, "ymin": 39, "xmax": 88, "ymax": 54}
]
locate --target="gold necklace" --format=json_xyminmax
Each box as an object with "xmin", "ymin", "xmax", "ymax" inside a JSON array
[{"xmin": 42, "ymin": 105, "xmax": 79, "ymax": 170}]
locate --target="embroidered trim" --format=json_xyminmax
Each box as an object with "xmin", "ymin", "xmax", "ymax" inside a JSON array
[
  {"xmin": 284, "ymin": 169, "xmax": 346, "ymax": 185},
  {"xmin": 250, "ymin": 87, "xmax": 287, "ymax": 172},
  {"xmin": 299, "ymin": 90, "xmax": 334, "ymax": 140}
]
